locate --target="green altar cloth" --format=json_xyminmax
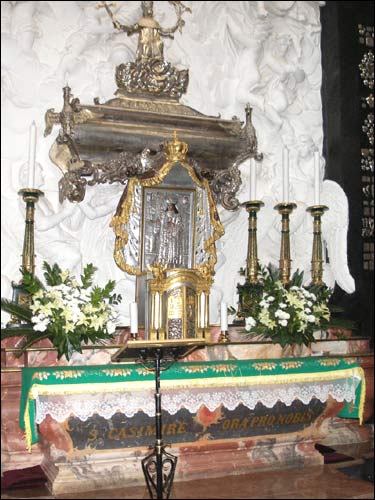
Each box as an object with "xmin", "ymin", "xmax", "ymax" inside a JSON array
[{"xmin": 20, "ymin": 357, "xmax": 365, "ymax": 451}]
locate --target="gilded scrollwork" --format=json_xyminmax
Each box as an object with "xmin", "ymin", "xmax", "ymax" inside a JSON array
[
  {"xmin": 111, "ymin": 135, "xmax": 224, "ymax": 277},
  {"xmin": 58, "ymin": 147, "xmax": 165, "ymax": 202},
  {"xmin": 116, "ymin": 59, "xmax": 189, "ymax": 99}
]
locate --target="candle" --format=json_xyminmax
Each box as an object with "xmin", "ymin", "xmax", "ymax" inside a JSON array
[
  {"xmin": 154, "ymin": 292, "xmax": 160, "ymax": 330},
  {"xmin": 130, "ymin": 302, "xmax": 138, "ymax": 334},
  {"xmin": 27, "ymin": 121, "xmax": 37, "ymax": 188},
  {"xmin": 200, "ymin": 293, "xmax": 205, "ymax": 329},
  {"xmin": 220, "ymin": 302, "xmax": 228, "ymax": 331},
  {"xmin": 314, "ymin": 151, "xmax": 320, "ymax": 205},
  {"xmin": 250, "ymin": 158, "xmax": 256, "ymax": 200},
  {"xmin": 282, "ymin": 147, "xmax": 289, "ymax": 202}
]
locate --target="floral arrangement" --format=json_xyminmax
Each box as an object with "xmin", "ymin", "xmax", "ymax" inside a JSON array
[
  {"xmin": 230, "ymin": 265, "xmax": 333, "ymax": 348},
  {"xmin": 1, "ymin": 262, "xmax": 121, "ymax": 360}
]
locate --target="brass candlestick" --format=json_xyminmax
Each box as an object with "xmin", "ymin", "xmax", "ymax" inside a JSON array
[
  {"xmin": 274, "ymin": 202, "xmax": 297, "ymax": 286},
  {"xmin": 307, "ymin": 205, "xmax": 329, "ymax": 285},
  {"xmin": 8, "ymin": 188, "xmax": 44, "ymax": 326},
  {"xmin": 18, "ymin": 189, "xmax": 44, "ymax": 274},
  {"xmin": 219, "ymin": 330, "xmax": 229, "ymax": 343},
  {"xmin": 241, "ymin": 200, "xmax": 264, "ymax": 283}
]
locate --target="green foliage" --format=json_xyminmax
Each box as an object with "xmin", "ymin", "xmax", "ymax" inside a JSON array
[
  {"xmin": 80, "ymin": 263, "xmax": 97, "ymax": 289},
  {"xmin": 1, "ymin": 261, "xmax": 121, "ymax": 360},
  {"xmin": 0, "ymin": 299, "xmax": 33, "ymax": 322},
  {"xmin": 235, "ymin": 264, "xmax": 334, "ymax": 348}
]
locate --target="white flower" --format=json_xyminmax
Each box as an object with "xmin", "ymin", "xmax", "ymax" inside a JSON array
[
  {"xmin": 267, "ymin": 296, "xmax": 275, "ymax": 302},
  {"xmin": 275, "ymin": 310, "xmax": 290, "ymax": 320},
  {"xmin": 106, "ymin": 321, "xmax": 117, "ymax": 334},
  {"xmin": 307, "ymin": 315, "xmax": 316, "ymax": 323},
  {"xmin": 279, "ymin": 319, "xmax": 288, "ymax": 327},
  {"xmin": 245, "ymin": 316, "xmax": 256, "ymax": 331},
  {"xmin": 32, "ymin": 317, "xmax": 50, "ymax": 332}
]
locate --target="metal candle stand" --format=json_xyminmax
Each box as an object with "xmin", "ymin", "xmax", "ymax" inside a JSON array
[
  {"xmin": 306, "ymin": 205, "xmax": 329, "ymax": 285},
  {"xmin": 111, "ymin": 341, "xmax": 203, "ymax": 500},
  {"xmin": 8, "ymin": 188, "xmax": 44, "ymax": 326},
  {"xmin": 274, "ymin": 202, "xmax": 297, "ymax": 285},
  {"xmin": 242, "ymin": 200, "xmax": 264, "ymax": 284}
]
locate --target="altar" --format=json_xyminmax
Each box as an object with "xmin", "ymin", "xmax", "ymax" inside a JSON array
[
  {"xmin": 1, "ymin": 1, "xmax": 374, "ymax": 498},
  {"xmin": 17, "ymin": 353, "xmax": 366, "ymax": 494}
]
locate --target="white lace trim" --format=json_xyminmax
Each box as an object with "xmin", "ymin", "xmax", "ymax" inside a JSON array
[{"xmin": 34, "ymin": 376, "xmax": 360, "ymax": 424}]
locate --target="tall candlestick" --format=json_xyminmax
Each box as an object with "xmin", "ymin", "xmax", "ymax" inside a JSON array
[
  {"xmin": 27, "ymin": 121, "xmax": 37, "ymax": 188},
  {"xmin": 130, "ymin": 302, "xmax": 138, "ymax": 334},
  {"xmin": 282, "ymin": 147, "xmax": 289, "ymax": 202},
  {"xmin": 314, "ymin": 151, "xmax": 321, "ymax": 205},
  {"xmin": 220, "ymin": 302, "xmax": 228, "ymax": 331},
  {"xmin": 250, "ymin": 158, "xmax": 256, "ymax": 200}
]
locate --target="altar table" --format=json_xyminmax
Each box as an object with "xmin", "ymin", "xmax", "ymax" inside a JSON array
[{"xmin": 20, "ymin": 356, "xmax": 365, "ymax": 453}]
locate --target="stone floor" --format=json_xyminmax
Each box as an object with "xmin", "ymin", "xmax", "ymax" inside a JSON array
[{"xmin": 1, "ymin": 462, "xmax": 374, "ymax": 500}]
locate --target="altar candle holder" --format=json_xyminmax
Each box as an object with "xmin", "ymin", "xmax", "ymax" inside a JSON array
[
  {"xmin": 241, "ymin": 200, "xmax": 264, "ymax": 284},
  {"xmin": 274, "ymin": 202, "xmax": 297, "ymax": 286},
  {"xmin": 18, "ymin": 188, "xmax": 44, "ymax": 275},
  {"xmin": 8, "ymin": 188, "xmax": 44, "ymax": 326},
  {"xmin": 219, "ymin": 330, "xmax": 229, "ymax": 343},
  {"xmin": 306, "ymin": 205, "xmax": 329, "ymax": 285}
]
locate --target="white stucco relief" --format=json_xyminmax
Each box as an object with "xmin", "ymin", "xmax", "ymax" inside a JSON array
[{"xmin": 1, "ymin": 1, "xmax": 354, "ymax": 328}]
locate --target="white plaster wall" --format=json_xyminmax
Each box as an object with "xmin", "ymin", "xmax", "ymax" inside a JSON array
[{"xmin": 1, "ymin": 1, "xmax": 354, "ymax": 327}]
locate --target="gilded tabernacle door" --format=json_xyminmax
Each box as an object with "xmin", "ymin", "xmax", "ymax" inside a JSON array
[{"xmin": 111, "ymin": 133, "xmax": 224, "ymax": 338}]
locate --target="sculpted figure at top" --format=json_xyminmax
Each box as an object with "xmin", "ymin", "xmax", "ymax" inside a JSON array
[{"xmin": 100, "ymin": 0, "xmax": 191, "ymax": 63}]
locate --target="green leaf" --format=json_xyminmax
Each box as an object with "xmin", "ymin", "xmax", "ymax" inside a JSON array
[
  {"xmin": 21, "ymin": 270, "xmax": 45, "ymax": 294},
  {"xmin": 1, "ymin": 298, "xmax": 33, "ymax": 322},
  {"xmin": 80, "ymin": 263, "xmax": 97, "ymax": 289},
  {"xmin": 290, "ymin": 268, "xmax": 304, "ymax": 287},
  {"xmin": 1, "ymin": 326, "xmax": 35, "ymax": 338},
  {"xmin": 102, "ymin": 280, "xmax": 116, "ymax": 298},
  {"xmin": 43, "ymin": 261, "xmax": 63, "ymax": 286}
]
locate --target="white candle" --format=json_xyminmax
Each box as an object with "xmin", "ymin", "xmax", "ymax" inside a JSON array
[
  {"xmin": 282, "ymin": 147, "xmax": 289, "ymax": 202},
  {"xmin": 130, "ymin": 302, "xmax": 138, "ymax": 334},
  {"xmin": 200, "ymin": 293, "xmax": 205, "ymax": 329},
  {"xmin": 220, "ymin": 302, "xmax": 228, "ymax": 331},
  {"xmin": 250, "ymin": 158, "xmax": 256, "ymax": 200},
  {"xmin": 154, "ymin": 292, "xmax": 160, "ymax": 330},
  {"xmin": 27, "ymin": 121, "xmax": 37, "ymax": 188},
  {"xmin": 314, "ymin": 151, "xmax": 320, "ymax": 205}
]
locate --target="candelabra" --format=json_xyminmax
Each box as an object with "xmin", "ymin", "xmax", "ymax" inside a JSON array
[
  {"xmin": 274, "ymin": 202, "xmax": 297, "ymax": 286},
  {"xmin": 8, "ymin": 188, "xmax": 44, "ymax": 326},
  {"xmin": 241, "ymin": 200, "xmax": 264, "ymax": 283},
  {"xmin": 307, "ymin": 205, "xmax": 329, "ymax": 285}
]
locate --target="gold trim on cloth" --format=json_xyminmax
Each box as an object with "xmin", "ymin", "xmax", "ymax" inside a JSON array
[{"xmin": 24, "ymin": 366, "xmax": 365, "ymax": 451}]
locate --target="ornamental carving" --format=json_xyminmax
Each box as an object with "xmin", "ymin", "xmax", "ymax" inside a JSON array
[
  {"xmin": 115, "ymin": 59, "xmax": 189, "ymax": 99},
  {"xmin": 101, "ymin": 0, "xmax": 191, "ymax": 100}
]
